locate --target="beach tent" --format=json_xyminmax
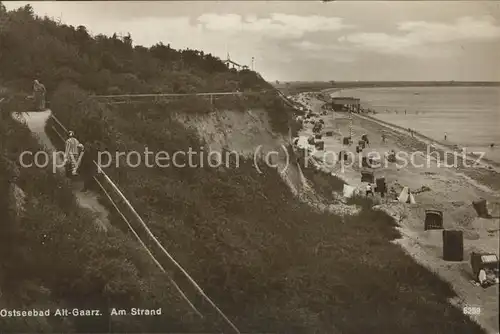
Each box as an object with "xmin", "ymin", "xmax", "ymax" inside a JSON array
[
  {"xmin": 361, "ymin": 157, "xmax": 372, "ymax": 168},
  {"xmin": 338, "ymin": 150, "xmax": 348, "ymax": 161},
  {"xmin": 442, "ymin": 230, "xmax": 464, "ymax": 261},
  {"xmin": 361, "ymin": 171, "xmax": 375, "ymax": 183},
  {"xmin": 398, "ymin": 187, "xmax": 416, "ymax": 204},
  {"xmin": 387, "ymin": 151, "xmax": 396, "ymax": 163},
  {"xmin": 472, "ymin": 199, "xmax": 491, "ymax": 218},
  {"xmin": 343, "ymin": 184, "xmax": 356, "ymax": 198},
  {"xmin": 375, "ymin": 177, "xmax": 387, "ymax": 194},
  {"xmin": 424, "ymin": 209, "xmax": 443, "ymax": 230},
  {"xmin": 313, "ymin": 123, "xmax": 323, "ymax": 133},
  {"xmin": 315, "ymin": 141, "xmax": 325, "ymax": 151}
]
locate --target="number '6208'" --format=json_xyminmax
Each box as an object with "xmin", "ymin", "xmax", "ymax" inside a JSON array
[{"xmin": 463, "ymin": 306, "xmax": 481, "ymax": 315}]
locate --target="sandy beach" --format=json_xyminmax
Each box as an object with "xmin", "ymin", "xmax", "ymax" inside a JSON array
[{"xmin": 294, "ymin": 94, "xmax": 500, "ymax": 334}]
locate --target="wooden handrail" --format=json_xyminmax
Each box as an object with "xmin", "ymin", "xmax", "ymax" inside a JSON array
[
  {"xmin": 50, "ymin": 113, "xmax": 240, "ymax": 334},
  {"xmin": 90, "ymin": 91, "xmax": 265, "ymax": 99}
]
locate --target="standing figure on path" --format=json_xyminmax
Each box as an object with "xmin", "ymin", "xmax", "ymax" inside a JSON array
[
  {"xmin": 381, "ymin": 133, "xmax": 386, "ymax": 143},
  {"xmin": 65, "ymin": 131, "xmax": 83, "ymax": 177},
  {"xmin": 444, "ymin": 132, "xmax": 448, "ymax": 141},
  {"xmin": 33, "ymin": 79, "xmax": 46, "ymax": 111}
]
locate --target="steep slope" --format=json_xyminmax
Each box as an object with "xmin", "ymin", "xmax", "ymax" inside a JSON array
[{"xmin": 0, "ymin": 101, "xmax": 207, "ymax": 333}]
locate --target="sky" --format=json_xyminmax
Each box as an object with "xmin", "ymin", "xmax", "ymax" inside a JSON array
[{"xmin": 4, "ymin": 1, "xmax": 500, "ymax": 82}]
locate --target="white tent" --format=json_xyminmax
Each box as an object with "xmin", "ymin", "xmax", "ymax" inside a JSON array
[
  {"xmin": 398, "ymin": 186, "xmax": 416, "ymax": 204},
  {"xmin": 343, "ymin": 184, "xmax": 356, "ymax": 198}
]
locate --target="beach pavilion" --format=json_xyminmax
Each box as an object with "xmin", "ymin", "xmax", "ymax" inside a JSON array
[{"xmin": 328, "ymin": 97, "xmax": 361, "ymax": 113}]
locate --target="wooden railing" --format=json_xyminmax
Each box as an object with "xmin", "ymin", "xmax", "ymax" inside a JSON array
[{"xmin": 48, "ymin": 113, "xmax": 241, "ymax": 334}]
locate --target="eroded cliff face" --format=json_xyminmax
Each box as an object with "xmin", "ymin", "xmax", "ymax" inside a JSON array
[
  {"xmin": 174, "ymin": 108, "xmax": 305, "ymax": 193},
  {"xmin": 174, "ymin": 108, "xmax": 361, "ymax": 216},
  {"xmin": 174, "ymin": 109, "xmax": 284, "ymax": 156}
]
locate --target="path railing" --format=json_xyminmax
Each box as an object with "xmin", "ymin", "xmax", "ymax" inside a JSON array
[
  {"xmin": 48, "ymin": 113, "xmax": 241, "ymax": 334},
  {"xmin": 90, "ymin": 91, "xmax": 264, "ymax": 99}
]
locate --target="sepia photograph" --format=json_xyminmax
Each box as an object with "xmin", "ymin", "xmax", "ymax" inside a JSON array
[{"xmin": 0, "ymin": 1, "xmax": 499, "ymax": 333}]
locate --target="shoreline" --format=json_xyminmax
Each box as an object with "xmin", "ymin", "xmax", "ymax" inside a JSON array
[
  {"xmin": 323, "ymin": 87, "xmax": 500, "ymax": 167},
  {"xmin": 353, "ymin": 112, "xmax": 500, "ymax": 194},
  {"xmin": 361, "ymin": 112, "xmax": 500, "ymax": 170}
]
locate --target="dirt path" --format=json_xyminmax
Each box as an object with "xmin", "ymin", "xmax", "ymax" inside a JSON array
[
  {"xmin": 13, "ymin": 110, "xmax": 110, "ymax": 232},
  {"xmin": 296, "ymin": 96, "xmax": 499, "ymax": 334}
]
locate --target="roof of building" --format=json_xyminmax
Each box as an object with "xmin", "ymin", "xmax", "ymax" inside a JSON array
[
  {"xmin": 331, "ymin": 97, "xmax": 361, "ymax": 105},
  {"xmin": 224, "ymin": 59, "xmax": 243, "ymax": 67}
]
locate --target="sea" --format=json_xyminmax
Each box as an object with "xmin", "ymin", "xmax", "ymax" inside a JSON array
[{"xmin": 331, "ymin": 87, "xmax": 500, "ymax": 164}]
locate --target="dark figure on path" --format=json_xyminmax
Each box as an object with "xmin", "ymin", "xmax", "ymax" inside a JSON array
[
  {"xmin": 80, "ymin": 142, "xmax": 99, "ymax": 192},
  {"xmin": 490, "ymin": 143, "xmax": 495, "ymax": 149},
  {"xmin": 405, "ymin": 110, "xmax": 407, "ymax": 115},
  {"xmin": 381, "ymin": 133, "xmax": 386, "ymax": 143},
  {"xmin": 444, "ymin": 132, "xmax": 448, "ymax": 141},
  {"xmin": 33, "ymin": 79, "xmax": 46, "ymax": 111}
]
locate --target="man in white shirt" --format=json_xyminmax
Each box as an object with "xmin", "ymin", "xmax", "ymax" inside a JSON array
[
  {"xmin": 366, "ymin": 184, "xmax": 374, "ymax": 197},
  {"xmin": 478, "ymin": 269, "xmax": 487, "ymax": 285},
  {"xmin": 65, "ymin": 131, "xmax": 83, "ymax": 176}
]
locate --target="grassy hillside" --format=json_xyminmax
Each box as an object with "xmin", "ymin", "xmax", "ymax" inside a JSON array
[
  {"xmin": 1, "ymin": 4, "xmax": 485, "ymax": 334},
  {"xmin": 0, "ymin": 99, "xmax": 208, "ymax": 332}
]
